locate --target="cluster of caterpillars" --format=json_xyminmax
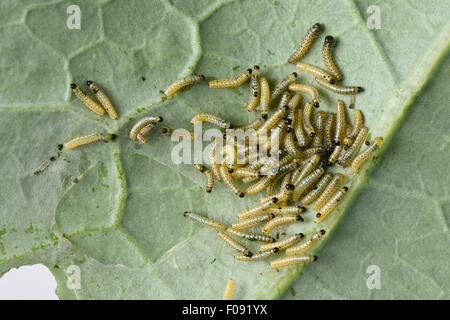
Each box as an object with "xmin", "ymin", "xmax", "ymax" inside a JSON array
[
  {"xmin": 159, "ymin": 23, "xmax": 383, "ymax": 269},
  {"xmin": 56, "ymin": 23, "xmax": 384, "ymax": 271}
]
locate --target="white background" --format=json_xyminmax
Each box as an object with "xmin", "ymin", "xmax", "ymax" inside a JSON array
[{"xmin": 0, "ymin": 264, "xmax": 58, "ymax": 300}]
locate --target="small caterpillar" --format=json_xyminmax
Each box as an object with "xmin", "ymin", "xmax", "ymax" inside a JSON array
[
  {"xmin": 338, "ymin": 126, "xmax": 368, "ymax": 167},
  {"xmin": 222, "ymin": 278, "xmax": 234, "ymax": 300},
  {"xmin": 260, "ymin": 233, "xmax": 304, "ymax": 252},
  {"xmin": 87, "ymin": 81, "xmax": 118, "ymax": 119},
  {"xmin": 347, "ymin": 110, "xmax": 363, "ymax": 138},
  {"xmin": 33, "ymin": 152, "xmax": 61, "ymax": 175},
  {"xmin": 70, "ymin": 83, "xmax": 105, "ymax": 116},
  {"xmin": 296, "ymin": 62, "xmax": 335, "ymax": 84},
  {"xmin": 283, "ymin": 129, "xmax": 301, "ymax": 155},
  {"xmin": 231, "ymin": 214, "xmax": 275, "ymax": 230},
  {"xmin": 129, "ymin": 116, "xmax": 163, "ymax": 141},
  {"xmin": 194, "ymin": 164, "xmax": 214, "ymax": 193},
  {"xmin": 270, "ymin": 73, "xmax": 297, "ymax": 105},
  {"xmin": 311, "ymin": 110, "xmax": 327, "ymax": 147},
  {"xmin": 235, "ymin": 248, "xmax": 279, "ymax": 261},
  {"xmin": 315, "ymin": 187, "xmax": 348, "ymax": 223},
  {"xmin": 232, "ymin": 167, "xmax": 260, "ymax": 179},
  {"xmin": 259, "ymin": 77, "xmax": 271, "ymax": 119},
  {"xmin": 256, "ymin": 104, "xmax": 289, "ymax": 137},
  {"xmin": 300, "ymin": 173, "xmax": 333, "ymax": 205},
  {"xmin": 236, "ymin": 118, "xmax": 263, "ymax": 131},
  {"xmin": 226, "ymin": 228, "xmax": 275, "ymax": 243},
  {"xmin": 351, "ymin": 137, "xmax": 383, "ymax": 173},
  {"xmin": 315, "ymin": 76, "xmax": 362, "ymax": 95},
  {"xmin": 312, "ymin": 173, "xmax": 345, "ymax": 211},
  {"xmin": 302, "ymin": 102, "xmax": 316, "ymax": 137},
  {"xmin": 164, "ymin": 75, "xmax": 205, "ymax": 97},
  {"xmin": 324, "ymin": 112, "xmax": 336, "ymax": 151},
  {"xmin": 137, "ymin": 123, "xmax": 155, "ymax": 144},
  {"xmin": 288, "ymin": 23, "xmax": 321, "ymax": 63},
  {"xmin": 238, "ymin": 197, "xmax": 278, "ymax": 219},
  {"xmin": 63, "ymin": 132, "xmax": 114, "ymax": 150},
  {"xmin": 322, "ymin": 35, "xmax": 343, "ymax": 81},
  {"xmin": 294, "ymin": 107, "xmax": 310, "ymax": 149},
  {"xmin": 262, "ymin": 214, "xmax": 303, "ymax": 234},
  {"xmin": 191, "ymin": 113, "xmax": 234, "ymax": 129},
  {"xmin": 266, "ymin": 205, "xmax": 306, "ymax": 215},
  {"xmin": 217, "ymin": 231, "xmax": 252, "ymax": 257},
  {"xmin": 220, "ymin": 164, "xmax": 245, "ymax": 197},
  {"xmin": 208, "ymin": 138, "xmax": 222, "ymax": 181},
  {"xmin": 292, "ymin": 167, "xmax": 325, "ymax": 201},
  {"xmin": 292, "ymin": 154, "xmax": 320, "ymax": 185},
  {"xmin": 270, "ymin": 254, "xmax": 317, "ymax": 269},
  {"xmin": 183, "ymin": 211, "xmax": 227, "ymax": 231},
  {"xmin": 286, "ymin": 230, "xmax": 326, "ymax": 255},
  {"xmin": 328, "ymin": 144, "xmax": 342, "ymax": 166},
  {"xmin": 245, "ymin": 66, "xmax": 261, "ymax": 111},
  {"xmin": 288, "ymin": 83, "xmax": 320, "ymax": 107},
  {"xmin": 245, "ymin": 174, "xmax": 277, "ymax": 195},
  {"xmin": 209, "ymin": 69, "xmax": 252, "ymax": 88},
  {"xmin": 259, "ymin": 184, "xmax": 295, "ymax": 203},
  {"xmin": 334, "ymin": 99, "xmax": 346, "ymax": 146}
]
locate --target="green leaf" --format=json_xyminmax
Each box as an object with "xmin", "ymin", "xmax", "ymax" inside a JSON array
[{"xmin": 0, "ymin": 0, "xmax": 448, "ymax": 299}]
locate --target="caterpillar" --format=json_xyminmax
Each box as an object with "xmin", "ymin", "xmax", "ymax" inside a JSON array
[
  {"xmin": 315, "ymin": 187, "xmax": 348, "ymax": 223},
  {"xmin": 351, "ymin": 137, "xmax": 383, "ymax": 173},
  {"xmin": 217, "ymin": 231, "xmax": 252, "ymax": 257},
  {"xmin": 292, "ymin": 167, "xmax": 325, "ymax": 201},
  {"xmin": 312, "ymin": 173, "xmax": 345, "ymax": 211},
  {"xmin": 129, "ymin": 116, "xmax": 163, "ymax": 141},
  {"xmin": 231, "ymin": 214, "xmax": 275, "ymax": 230},
  {"xmin": 191, "ymin": 113, "xmax": 234, "ymax": 129},
  {"xmin": 324, "ymin": 112, "xmax": 336, "ymax": 151},
  {"xmin": 70, "ymin": 83, "xmax": 105, "ymax": 116},
  {"xmin": 347, "ymin": 110, "xmax": 363, "ymax": 138},
  {"xmin": 270, "ymin": 254, "xmax": 317, "ymax": 269},
  {"xmin": 334, "ymin": 99, "xmax": 346, "ymax": 146},
  {"xmin": 338, "ymin": 126, "xmax": 368, "ymax": 167},
  {"xmin": 296, "ymin": 62, "xmax": 335, "ymax": 84},
  {"xmin": 288, "ymin": 23, "xmax": 321, "ymax": 63},
  {"xmin": 300, "ymin": 173, "xmax": 333, "ymax": 205},
  {"xmin": 194, "ymin": 164, "xmax": 214, "ymax": 193},
  {"xmin": 63, "ymin": 132, "xmax": 114, "ymax": 150},
  {"xmin": 183, "ymin": 211, "xmax": 227, "ymax": 231},
  {"xmin": 294, "ymin": 107, "xmax": 310, "ymax": 149},
  {"xmin": 262, "ymin": 214, "xmax": 303, "ymax": 234},
  {"xmin": 315, "ymin": 76, "xmax": 362, "ymax": 94},
  {"xmin": 164, "ymin": 75, "xmax": 205, "ymax": 97},
  {"xmin": 259, "ymin": 77, "xmax": 271, "ymax": 119},
  {"xmin": 292, "ymin": 154, "xmax": 320, "ymax": 185},
  {"xmin": 288, "ymin": 83, "xmax": 320, "ymax": 107},
  {"xmin": 235, "ymin": 248, "xmax": 279, "ymax": 261},
  {"xmin": 209, "ymin": 68, "xmax": 252, "ymax": 88},
  {"xmin": 311, "ymin": 110, "xmax": 327, "ymax": 147},
  {"xmin": 238, "ymin": 197, "xmax": 279, "ymax": 219},
  {"xmin": 226, "ymin": 228, "xmax": 275, "ymax": 243},
  {"xmin": 245, "ymin": 66, "xmax": 261, "ymax": 111},
  {"xmin": 322, "ymin": 35, "xmax": 343, "ymax": 81},
  {"xmin": 87, "ymin": 81, "xmax": 118, "ymax": 119},
  {"xmin": 266, "ymin": 206, "xmax": 306, "ymax": 215},
  {"xmin": 220, "ymin": 164, "xmax": 245, "ymax": 197},
  {"xmin": 286, "ymin": 230, "xmax": 326, "ymax": 255},
  {"xmin": 302, "ymin": 102, "xmax": 316, "ymax": 137},
  {"xmin": 270, "ymin": 73, "xmax": 297, "ymax": 105},
  {"xmin": 137, "ymin": 123, "xmax": 155, "ymax": 144},
  {"xmin": 222, "ymin": 278, "xmax": 234, "ymax": 300},
  {"xmin": 260, "ymin": 233, "xmax": 304, "ymax": 252}
]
